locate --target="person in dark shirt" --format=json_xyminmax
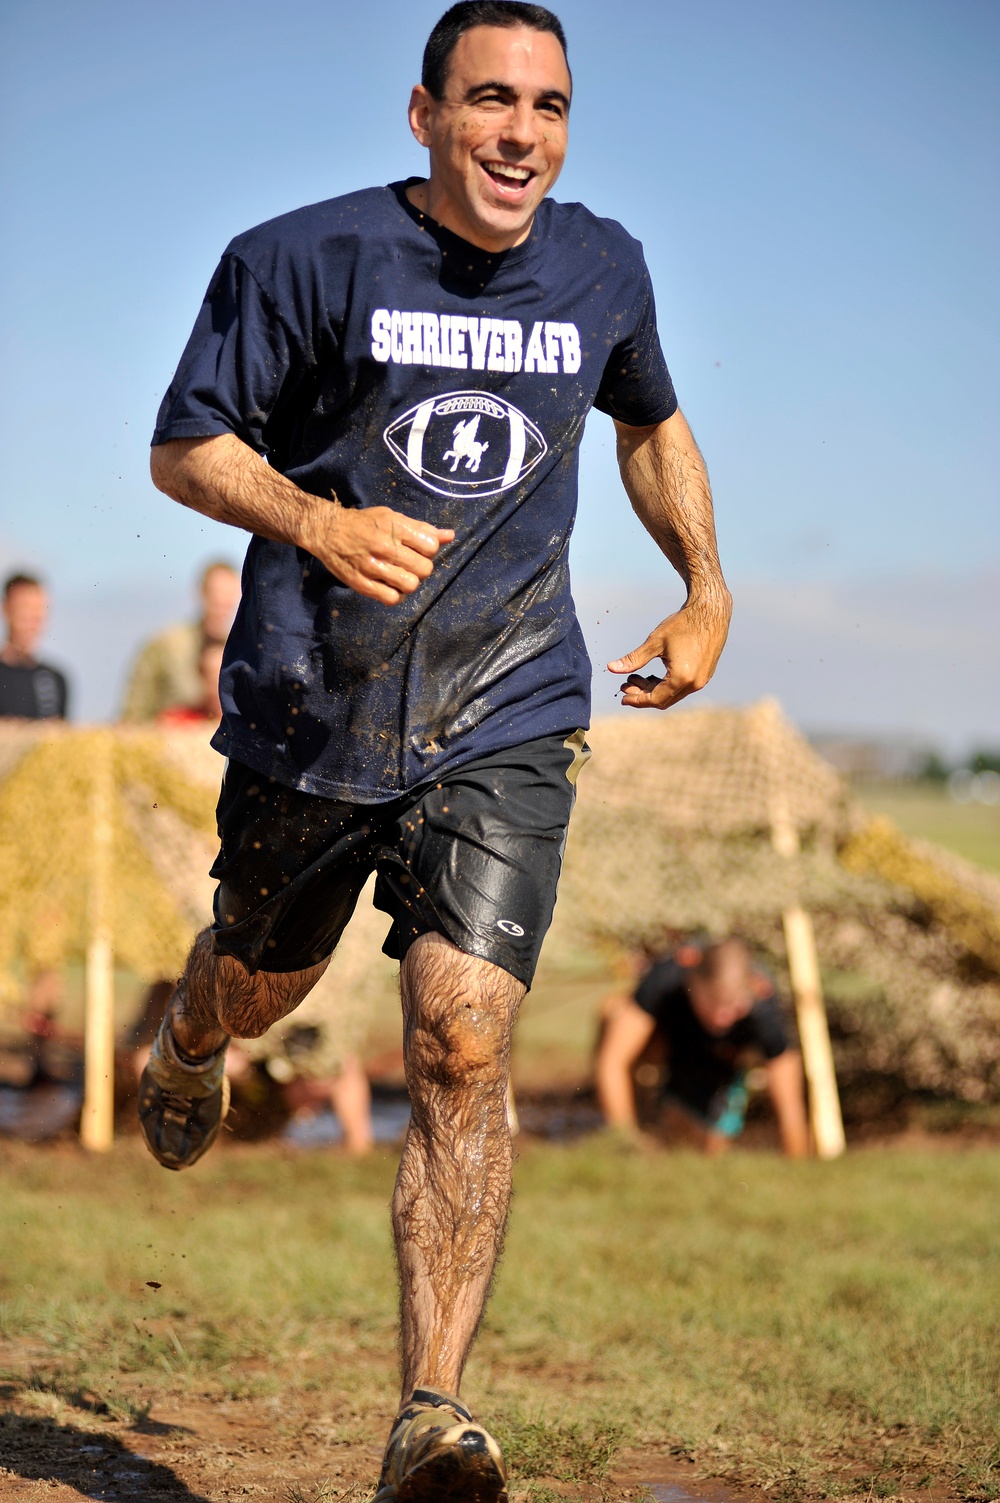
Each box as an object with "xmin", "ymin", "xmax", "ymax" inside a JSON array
[
  {"xmin": 138, "ymin": 5, "xmax": 734, "ymax": 1498},
  {"xmin": 0, "ymin": 574, "xmax": 69, "ymax": 720},
  {"xmin": 596, "ymin": 938, "xmax": 808, "ymax": 1157}
]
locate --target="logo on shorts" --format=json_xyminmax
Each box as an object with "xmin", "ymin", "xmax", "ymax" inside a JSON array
[
  {"xmin": 384, "ymin": 391, "xmax": 547, "ymax": 499},
  {"xmin": 496, "ymin": 919, "xmax": 525, "ymax": 937}
]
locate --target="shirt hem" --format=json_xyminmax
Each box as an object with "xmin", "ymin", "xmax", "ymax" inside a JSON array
[
  {"xmin": 593, "ymin": 394, "xmax": 678, "ymax": 427},
  {"xmin": 211, "ymin": 714, "xmax": 590, "ymax": 806},
  {"xmin": 151, "ymin": 418, "xmax": 242, "ymax": 447}
]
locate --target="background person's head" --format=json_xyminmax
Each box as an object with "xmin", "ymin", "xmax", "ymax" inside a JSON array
[
  {"xmin": 198, "ymin": 561, "xmax": 240, "ymax": 643},
  {"xmin": 3, "ymin": 574, "xmax": 49, "ymax": 661},
  {"xmin": 687, "ymin": 938, "xmax": 756, "ymax": 1036},
  {"xmin": 410, "ymin": 2, "xmax": 571, "ymax": 251}
]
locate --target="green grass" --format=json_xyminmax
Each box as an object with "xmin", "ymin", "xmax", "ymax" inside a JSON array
[
  {"xmin": 1, "ymin": 1138, "xmax": 998, "ymax": 1500},
  {"xmin": 855, "ymin": 781, "xmax": 1000, "ymax": 875}
]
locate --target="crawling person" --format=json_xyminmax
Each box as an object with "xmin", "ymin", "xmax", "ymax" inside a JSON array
[
  {"xmin": 596, "ymin": 938, "xmax": 809, "ymax": 1157},
  {"xmin": 138, "ymin": 3, "xmax": 733, "ymax": 1498}
]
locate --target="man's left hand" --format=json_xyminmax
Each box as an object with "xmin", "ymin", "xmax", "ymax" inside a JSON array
[{"xmin": 608, "ymin": 594, "xmax": 732, "ymax": 710}]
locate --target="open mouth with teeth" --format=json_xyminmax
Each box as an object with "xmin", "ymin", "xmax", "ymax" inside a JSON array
[{"xmin": 480, "ymin": 160, "xmax": 536, "ymax": 195}]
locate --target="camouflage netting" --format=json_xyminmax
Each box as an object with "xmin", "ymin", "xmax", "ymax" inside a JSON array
[
  {"xmin": 0, "ymin": 725, "xmax": 218, "ymax": 1005},
  {"xmin": 1, "ymin": 705, "xmax": 998, "ymax": 1100},
  {"xmin": 0, "ymin": 723, "xmax": 398, "ymax": 1071},
  {"xmin": 550, "ymin": 702, "xmax": 1000, "ymax": 1103}
]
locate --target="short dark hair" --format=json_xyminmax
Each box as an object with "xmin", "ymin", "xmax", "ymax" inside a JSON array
[
  {"xmin": 692, "ymin": 937, "xmax": 751, "ymax": 983},
  {"xmin": 422, "ymin": 2, "xmax": 568, "ymax": 101},
  {"xmin": 3, "ymin": 573, "xmax": 43, "ymax": 599}
]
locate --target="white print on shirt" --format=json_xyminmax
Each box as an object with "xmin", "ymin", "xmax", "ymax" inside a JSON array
[
  {"xmin": 442, "ymin": 415, "xmax": 489, "ymax": 473},
  {"xmin": 370, "ymin": 310, "xmax": 581, "ymax": 375},
  {"xmin": 384, "ymin": 390, "xmax": 547, "ymax": 499}
]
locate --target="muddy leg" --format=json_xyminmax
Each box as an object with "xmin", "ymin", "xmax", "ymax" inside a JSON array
[
  {"xmin": 392, "ymin": 930, "xmax": 523, "ymax": 1402},
  {"xmin": 170, "ymin": 928, "xmax": 328, "ymax": 1058}
]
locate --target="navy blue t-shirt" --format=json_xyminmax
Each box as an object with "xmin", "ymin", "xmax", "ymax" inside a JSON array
[
  {"xmin": 635, "ymin": 957, "xmax": 788, "ymax": 1119},
  {"xmin": 153, "ymin": 180, "xmax": 677, "ymax": 801}
]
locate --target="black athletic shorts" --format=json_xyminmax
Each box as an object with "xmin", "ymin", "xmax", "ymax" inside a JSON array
[{"xmin": 208, "ymin": 730, "xmax": 590, "ymax": 988}]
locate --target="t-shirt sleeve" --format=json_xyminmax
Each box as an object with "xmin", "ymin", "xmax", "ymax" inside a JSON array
[
  {"xmin": 634, "ymin": 958, "xmax": 684, "ymax": 1024},
  {"xmin": 749, "ymin": 991, "xmax": 790, "ymax": 1060},
  {"xmin": 152, "ymin": 252, "xmax": 301, "ymax": 453},
  {"xmin": 593, "ymin": 259, "xmax": 678, "ymax": 426}
]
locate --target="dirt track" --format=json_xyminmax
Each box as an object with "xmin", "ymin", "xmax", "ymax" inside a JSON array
[{"xmin": 0, "ymin": 1386, "xmax": 739, "ymax": 1502}]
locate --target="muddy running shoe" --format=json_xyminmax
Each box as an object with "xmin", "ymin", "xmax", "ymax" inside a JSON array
[
  {"xmin": 374, "ymin": 1388, "xmax": 508, "ymax": 1503},
  {"xmin": 137, "ymin": 1012, "xmax": 230, "ymax": 1171}
]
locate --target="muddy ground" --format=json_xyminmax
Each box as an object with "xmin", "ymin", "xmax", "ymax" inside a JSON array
[{"xmin": 0, "ymin": 1383, "xmax": 894, "ymax": 1503}]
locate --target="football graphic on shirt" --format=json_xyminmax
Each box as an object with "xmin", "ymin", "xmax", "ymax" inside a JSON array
[{"xmin": 383, "ymin": 391, "xmax": 547, "ymax": 499}]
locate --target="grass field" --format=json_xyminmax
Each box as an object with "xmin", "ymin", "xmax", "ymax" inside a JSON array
[
  {"xmin": 1, "ymin": 1136, "xmax": 998, "ymax": 1503},
  {"xmin": 854, "ymin": 783, "xmax": 1000, "ymax": 875}
]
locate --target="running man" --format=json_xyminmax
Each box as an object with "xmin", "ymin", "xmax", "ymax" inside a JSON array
[{"xmin": 140, "ymin": 5, "xmax": 732, "ymax": 1498}]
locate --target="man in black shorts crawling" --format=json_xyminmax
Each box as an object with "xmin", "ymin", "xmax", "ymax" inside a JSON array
[
  {"xmin": 140, "ymin": 4, "xmax": 732, "ymax": 1497},
  {"xmin": 595, "ymin": 938, "xmax": 809, "ymax": 1157}
]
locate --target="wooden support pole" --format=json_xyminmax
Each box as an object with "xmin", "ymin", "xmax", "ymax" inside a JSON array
[
  {"xmin": 781, "ymin": 904, "xmax": 846, "ymax": 1160},
  {"xmin": 81, "ymin": 729, "xmax": 115, "ymax": 1152},
  {"xmin": 751, "ymin": 698, "xmax": 846, "ymax": 1159}
]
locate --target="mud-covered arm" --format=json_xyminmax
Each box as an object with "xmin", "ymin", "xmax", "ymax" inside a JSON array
[
  {"xmin": 150, "ymin": 434, "xmax": 453, "ymax": 607},
  {"xmin": 609, "ymin": 409, "xmax": 732, "ymax": 709}
]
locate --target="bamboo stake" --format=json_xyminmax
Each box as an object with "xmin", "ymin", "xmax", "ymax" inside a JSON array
[
  {"xmin": 81, "ymin": 729, "xmax": 115, "ymax": 1151},
  {"xmin": 752, "ymin": 700, "xmax": 846, "ymax": 1159},
  {"xmin": 781, "ymin": 904, "xmax": 845, "ymax": 1159}
]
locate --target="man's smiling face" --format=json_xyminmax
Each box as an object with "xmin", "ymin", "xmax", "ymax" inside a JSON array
[{"xmin": 408, "ymin": 24, "xmax": 571, "ymax": 253}]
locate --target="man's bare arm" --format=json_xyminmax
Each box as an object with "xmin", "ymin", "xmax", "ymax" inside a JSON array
[
  {"xmin": 594, "ymin": 996, "xmax": 657, "ymax": 1131},
  {"xmin": 609, "ymin": 410, "xmax": 732, "ymax": 710},
  {"xmin": 150, "ymin": 434, "xmax": 453, "ymax": 607},
  {"xmin": 765, "ymin": 1050, "xmax": 810, "ymax": 1158}
]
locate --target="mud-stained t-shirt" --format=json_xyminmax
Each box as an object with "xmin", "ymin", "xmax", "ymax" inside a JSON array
[
  {"xmin": 152, "ymin": 179, "xmax": 677, "ymax": 801},
  {"xmin": 634, "ymin": 957, "xmax": 789, "ymax": 1119}
]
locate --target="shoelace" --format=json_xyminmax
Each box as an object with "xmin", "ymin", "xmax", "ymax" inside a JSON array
[{"xmin": 159, "ymin": 1090, "xmax": 200, "ymax": 1116}]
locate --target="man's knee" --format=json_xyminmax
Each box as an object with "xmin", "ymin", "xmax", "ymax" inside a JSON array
[
  {"xmin": 409, "ymin": 1005, "xmax": 506, "ymax": 1089},
  {"xmin": 402, "ymin": 934, "xmax": 521, "ymax": 1091}
]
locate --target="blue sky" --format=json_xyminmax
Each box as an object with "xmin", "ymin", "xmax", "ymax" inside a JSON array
[{"xmin": 1, "ymin": 0, "xmax": 997, "ymax": 749}]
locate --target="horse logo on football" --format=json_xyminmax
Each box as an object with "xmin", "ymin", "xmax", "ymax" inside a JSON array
[
  {"xmin": 442, "ymin": 415, "xmax": 489, "ymax": 474},
  {"xmin": 384, "ymin": 391, "xmax": 547, "ymax": 498}
]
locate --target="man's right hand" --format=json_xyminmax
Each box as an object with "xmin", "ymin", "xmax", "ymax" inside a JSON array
[
  {"xmin": 150, "ymin": 434, "xmax": 453, "ymax": 607},
  {"xmin": 304, "ymin": 500, "xmax": 454, "ymax": 606}
]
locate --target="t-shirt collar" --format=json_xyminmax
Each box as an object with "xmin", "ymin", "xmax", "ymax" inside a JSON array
[{"xmin": 389, "ymin": 178, "xmax": 540, "ymax": 281}]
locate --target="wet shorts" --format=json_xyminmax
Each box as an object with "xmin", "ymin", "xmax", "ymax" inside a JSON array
[{"xmin": 209, "ymin": 731, "xmax": 590, "ymax": 988}]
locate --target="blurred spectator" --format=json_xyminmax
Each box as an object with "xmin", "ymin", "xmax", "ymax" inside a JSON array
[
  {"xmin": 121, "ymin": 560, "xmax": 239, "ymax": 721},
  {"xmin": 595, "ymin": 937, "xmax": 808, "ymax": 1156},
  {"xmin": 0, "ymin": 573, "xmax": 69, "ymax": 719},
  {"xmin": 157, "ymin": 641, "xmax": 224, "ymax": 728}
]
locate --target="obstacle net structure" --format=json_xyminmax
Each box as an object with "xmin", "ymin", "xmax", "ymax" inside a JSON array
[{"xmin": 0, "ymin": 703, "xmax": 998, "ymax": 1151}]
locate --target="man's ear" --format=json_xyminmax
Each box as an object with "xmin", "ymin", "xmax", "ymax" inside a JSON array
[{"xmin": 408, "ymin": 85, "xmax": 434, "ymax": 148}]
